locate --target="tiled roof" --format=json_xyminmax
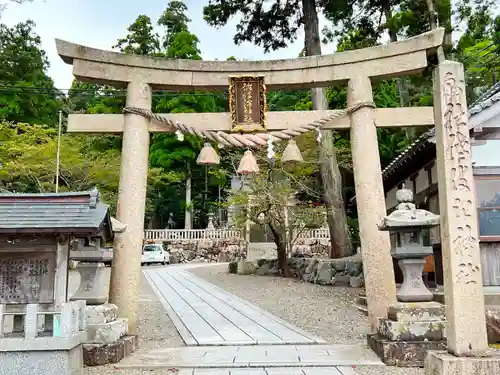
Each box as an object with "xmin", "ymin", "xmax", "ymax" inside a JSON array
[
  {"xmin": 0, "ymin": 188, "xmax": 112, "ymax": 235},
  {"xmin": 469, "ymin": 81, "xmax": 500, "ymax": 115},
  {"xmin": 382, "ymin": 83, "xmax": 500, "ymax": 179}
]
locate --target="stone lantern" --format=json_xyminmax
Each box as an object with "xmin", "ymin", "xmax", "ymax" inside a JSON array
[{"xmin": 378, "ymin": 186, "xmax": 439, "ymax": 302}]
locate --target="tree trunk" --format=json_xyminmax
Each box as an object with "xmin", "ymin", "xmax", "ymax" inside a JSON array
[
  {"xmin": 302, "ymin": 0, "xmax": 352, "ymax": 258},
  {"xmin": 384, "ymin": 8, "xmax": 413, "ymax": 139},
  {"xmin": 184, "ymin": 163, "xmax": 192, "ymax": 229},
  {"xmin": 426, "ymin": 0, "xmax": 447, "ymax": 61},
  {"xmin": 269, "ymin": 223, "xmax": 289, "ymax": 277}
]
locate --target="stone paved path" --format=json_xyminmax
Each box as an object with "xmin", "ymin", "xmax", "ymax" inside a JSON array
[
  {"xmin": 125, "ymin": 367, "xmax": 358, "ymax": 374},
  {"xmin": 143, "ymin": 266, "xmax": 326, "ymax": 346},
  {"xmin": 117, "ymin": 344, "xmax": 382, "ymax": 369},
  {"xmin": 127, "ymin": 265, "xmax": 384, "ymax": 374}
]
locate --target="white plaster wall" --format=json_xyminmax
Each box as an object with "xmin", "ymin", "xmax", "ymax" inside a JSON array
[
  {"xmin": 472, "ymin": 140, "xmax": 500, "ymax": 167},
  {"xmin": 431, "ymin": 164, "xmax": 438, "ymax": 185},
  {"xmin": 415, "ymin": 169, "xmax": 430, "ymax": 194},
  {"xmin": 386, "ymin": 187, "xmax": 398, "ymax": 209}
]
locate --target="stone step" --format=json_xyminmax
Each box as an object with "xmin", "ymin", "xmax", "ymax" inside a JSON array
[
  {"xmin": 377, "ymin": 318, "xmax": 445, "ymax": 342},
  {"xmin": 115, "ymin": 344, "xmax": 383, "ymax": 369},
  {"xmin": 113, "ymin": 367, "xmax": 359, "ymax": 374},
  {"xmin": 368, "ymin": 334, "xmax": 446, "ymax": 367},
  {"xmin": 387, "ymin": 301, "xmax": 445, "ymax": 322}
]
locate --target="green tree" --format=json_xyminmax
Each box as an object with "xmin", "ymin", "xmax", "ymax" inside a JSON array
[
  {"xmin": 68, "ymin": 81, "xmax": 125, "ymax": 114},
  {"xmin": 229, "ymin": 151, "xmax": 324, "ymax": 277},
  {"xmin": 203, "ymin": 0, "xmax": 354, "ymax": 258},
  {"xmin": 0, "ymin": 121, "xmax": 122, "ymax": 210},
  {"xmin": 158, "ymin": 0, "xmax": 191, "ymax": 49},
  {"xmin": 166, "ymin": 31, "xmax": 202, "ymax": 60},
  {"xmin": 113, "ymin": 15, "xmax": 161, "ymax": 56},
  {"xmin": 0, "ymin": 20, "xmax": 63, "ymax": 125}
]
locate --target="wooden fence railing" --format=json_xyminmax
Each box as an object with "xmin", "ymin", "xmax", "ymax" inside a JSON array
[
  {"xmin": 144, "ymin": 228, "xmax": 330, "ymax": 242},
  {"xmin": 144, "ymin": 229, "xmax": 242, "ymax": 241},
  {"xmin": 295, "ymin": 228, "xmax": 330, "ymax": 241}
]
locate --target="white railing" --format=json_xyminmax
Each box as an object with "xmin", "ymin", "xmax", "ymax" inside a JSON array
[
  {"xmin": 144, "ymin": 229, "xmax": 243, "ymax": 241},
  {"xmin": 296, "ymin": 228, "xmax": 330, "ymax": 241},
  {"xmin": 0, "ymin": 301, "xmax": 86, "ymax": 340},
  {"xmin": 144, "ymin": 228, "xmax": 328, "ymax": 242}
]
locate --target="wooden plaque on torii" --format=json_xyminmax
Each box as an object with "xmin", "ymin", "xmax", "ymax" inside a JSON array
[{"xmin": 228, "ymin": 75, "xmax": 267, "ymax": 133}]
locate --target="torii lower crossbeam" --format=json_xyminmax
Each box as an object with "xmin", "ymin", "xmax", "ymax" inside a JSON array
[{"xmin": 67, "ymin": 107, "xmax": 434, "ymax": 134}]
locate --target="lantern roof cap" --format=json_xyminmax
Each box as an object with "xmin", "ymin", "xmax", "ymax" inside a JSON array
[{"xmin": 378, "ymin": 185, "xmax": 440, "ymax": 231}]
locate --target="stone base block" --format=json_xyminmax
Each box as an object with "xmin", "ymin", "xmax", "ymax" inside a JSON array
[
  {"xmin": 86, "ymin": 304, "xmax": 118, "ymax": 325},
  {"xmin": 378, "ymin": 318, "xmax": 445, "ymax": 341},
  {"xmin": 425, "ymin": 350, "xmax": 500, "ymax": 374},
  {"xmin": 0, "ymin": 345, "xmax": 82, "ymax": 375},
  {"xmin": 83, "ymin": 335, "xmax": 137, "ymax": 366},
  {"xmin": 388, "ymin": 302, "xmax": 445, "ymax": 322},
  {"xmin": 368, "ymin": 334, "xmax": 446, "ymax": 367},
  {"xmin": 86, "ymin": 318, "xmax": 128, "ymax": 344}
]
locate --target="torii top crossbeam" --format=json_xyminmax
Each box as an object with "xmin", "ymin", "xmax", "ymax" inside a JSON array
[
  {"xmin": 57, "ymin": 29, "xmax": 444, "ymax": 138},
  {"xmin": 56, "ymin": 28, "xmax": 444, "ymax": 91}
]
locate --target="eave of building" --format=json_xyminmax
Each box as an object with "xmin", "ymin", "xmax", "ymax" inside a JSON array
[
  {"xmin": 348, "ymin": 82, "xmax": 500, "ymax": 208},
  {"xmin": 382, "ymin": 82, "xmax": 500, "ymax": 183}
]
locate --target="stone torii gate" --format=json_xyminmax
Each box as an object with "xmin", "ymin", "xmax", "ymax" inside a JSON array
[{"xmin": 56, "ymin": 27, "xmax": 491, "ymax": 371}]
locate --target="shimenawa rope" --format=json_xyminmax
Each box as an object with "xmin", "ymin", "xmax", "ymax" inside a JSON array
[{"xmin": 122, "ymin": 101, "xmax": 375, "ymax": 148}]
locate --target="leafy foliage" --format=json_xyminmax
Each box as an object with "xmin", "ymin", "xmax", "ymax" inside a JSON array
[
  {"xmin": 113, "ymin": 15, "xmax": 161, "ymax": 56},
  {"xmin": 0, "ymin": 121, "xmax": 121, "ymax": 210},
  {"xmin": 0, "ymin": 21, "xmax": 62, "ymax": 125},
  {"xmin": 229, "ymin": 151, "xmax": 325, "ymax": 275}
]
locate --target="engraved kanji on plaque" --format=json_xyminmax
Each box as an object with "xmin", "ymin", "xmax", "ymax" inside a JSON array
[
  {"xmin": 0, "ymin": 252, "xmax": 55, "ymax": 304},
  {"xmin": 228, "ymin": 76, "xmax": 267, "ymax": 133}
]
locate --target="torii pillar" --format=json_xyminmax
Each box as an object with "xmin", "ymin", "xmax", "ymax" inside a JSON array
[
  {"xmin": 108, "ymin": 80, "xmax": 151, "ymax": 334},
  {"xmin": 348, "ymin": 76, "xmax": 397, "ymax": 331}
]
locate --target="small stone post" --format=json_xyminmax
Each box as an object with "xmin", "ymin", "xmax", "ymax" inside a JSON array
[
  {"xmin": 431, "ymin": 60, "xmax": 488, "ymax": 356},
  {"xmin": 206, "ymin": 212, "xmax": 215, "ymax": 230},
  {"xmin": 348, "ymin": 76, "xmax": 397, "ymax": 331},
  {"xmin": 109, "ymin": 80, "xmax": 151, "ymax": 335}
]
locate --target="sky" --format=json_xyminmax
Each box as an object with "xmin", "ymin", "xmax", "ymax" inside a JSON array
[{"xmin": 2, "ymin": 0, "xmax": 337, "ymax": 90}]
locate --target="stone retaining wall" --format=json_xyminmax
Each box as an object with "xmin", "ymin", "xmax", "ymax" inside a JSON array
[
  {"xmin": 232, "ymin": 253, "xmax": 364, "ymax": 287},
  {"xmin": 165, "ymin": 237, "xmax": 246, "ymax": 263}
]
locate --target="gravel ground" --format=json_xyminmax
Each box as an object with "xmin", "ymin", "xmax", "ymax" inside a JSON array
[
  {"xmin": 84, "ymin": 271, "xmax": 184, "ymax": 375},
  {"xmin": 190, "ymin": 264, "xmax": 424, "ymax": 375},
  {"xmin": 190, "ymin": 264, "xmax": 370, "ymax": 345}
]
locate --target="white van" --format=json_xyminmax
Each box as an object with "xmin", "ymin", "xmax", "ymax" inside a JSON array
[{"xmin": 141, "ymin": 243, "xmax": 170, "ymax": 266}]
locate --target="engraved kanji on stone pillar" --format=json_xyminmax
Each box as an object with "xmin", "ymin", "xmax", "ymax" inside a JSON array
[{"xmin": 433, "ymin": 60, "xmax": 488, "ymax": 356}]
